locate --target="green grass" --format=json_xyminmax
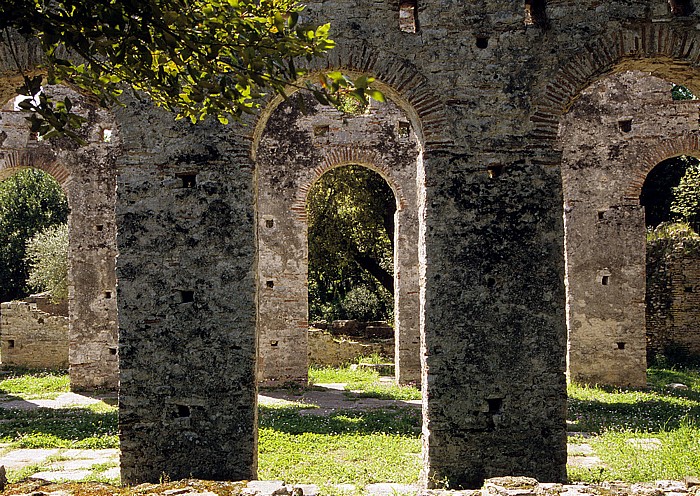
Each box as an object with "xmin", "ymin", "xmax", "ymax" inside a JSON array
[
  {"xmin": 0, "ymin": 406, "xmax": 118, "ymax": 449},
  {"xmin": 309, "ymin": 364, "xmax": 421, "ymax": 401},
  {"xmin": 3, "ymin": 366, "xmax": 700, "ymax": 486},
  {"xmin": 0, "ymin": 368, "xmax": 70, "ymax": 399},
  {"xmin": 568, "ymin": 366, "xmax": 700, "ymax": 482},
  {"xmin": 258, "ymin": 404, "xmax": 421, "ymax": 486}
]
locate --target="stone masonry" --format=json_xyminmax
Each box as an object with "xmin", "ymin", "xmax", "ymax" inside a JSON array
[
  {"xmin": 0, "ymin": 295, "xmax": 69, "ymax": 369},
  {"xmin": 255, "ymin": 93, "xmax": 421, "ymax": 385},
  {"xmin": 560, "ymin": 71, "xmax": 700, "ymax": 387},
  {"xmin": 9, "ymin": 0, "xmax": 700, "ymax": 490},
  {"xmin": 0, "ymin": 83, "xmax": 119, "ymax": 390},
  {"xmin": 647, "ymin": 235, "xmax": 700, "ymax": 360}
]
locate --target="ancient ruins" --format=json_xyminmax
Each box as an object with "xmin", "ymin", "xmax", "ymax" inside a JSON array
[{"xmin": 3, "ymin": 0, "xmax": 700, "ymax": 490}]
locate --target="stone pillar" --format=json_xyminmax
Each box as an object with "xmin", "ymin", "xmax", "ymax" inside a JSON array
[
  {"xmin": 394, "ymin": 182, "xmax": 421, "ymax": 384},
  {"xmin": 420, "ymin": 157, "xmax": 568, "ymax": 489},
  {"xmin": 117, "ymin": 104, "xmax": 258, "ymax": 483},
  {"xmin": 66, "ymin": 154, "xmax": 119, "ymax": 390}
]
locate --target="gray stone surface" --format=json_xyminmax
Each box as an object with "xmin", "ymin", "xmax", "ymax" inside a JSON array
[{"xmin": 0, "ymin": 449, "xmax": 59, "ymax": 469}]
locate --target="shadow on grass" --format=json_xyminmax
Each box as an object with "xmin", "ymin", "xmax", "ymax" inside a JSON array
[{"xmin": 259, "ymin": 404, "xmax": 421, "ymax": 436}]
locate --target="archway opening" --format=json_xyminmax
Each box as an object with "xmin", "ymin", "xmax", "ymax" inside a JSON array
[
  {"xmin": 643, "ymin": 155, "xmax": 700, "ymax": 365},
  {"xmin": 640, "ymin": 155, "xmax": 698, "ymax": 229},
  {"xmin": 0, "ymin": 167, "xmax": 70, "ymax": 371},
  {"xmin": 306, "ymin": 164, "xmax": 397, "ymax": 374}
]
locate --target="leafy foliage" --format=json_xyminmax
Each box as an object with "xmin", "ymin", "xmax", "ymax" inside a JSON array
[
  {"xmin": 671, "ymin": 162, "xmax": 700, "ymax": 232},
  {"xmin": 26, "ymin": 223, "xmax": 69, "ymax": 303},
  {"xmin": 0, "ymin": 169, "xmax": 68, "ymax": 302},
  {"xmin": 1, "ymin": 0, "xmax": 383, "ymax": 140},
  {"xmin": 640, "ymin": 155, "xmax": 696, "ymax": 228},
  {"xmin": 671, "ymin": 84, "xmax": 697, "ymax": 101},
  {"xmin": 307, "ymin": 166, "xmax": 395, "ymax": 322}
]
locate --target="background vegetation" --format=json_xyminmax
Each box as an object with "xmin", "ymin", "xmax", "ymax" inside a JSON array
[
  {"xmin": 307, "ymin": 165, "xmax": 395, "ymax": 322},
  {"xmin": 0, "ymin": 169, "xmax": 68, "ymax": 302}
]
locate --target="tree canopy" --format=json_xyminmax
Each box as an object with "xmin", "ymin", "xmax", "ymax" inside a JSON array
[
  {"xmin": 0, "ymin": 169, "xmax": 68, "ymax": 302},
  {"xmin": 307, "ymin": 165, "xmax": 395, "ymax": 322},
  {"xmin": 0, "ymin": 0, "xmax": 382, "ymax": 140}
]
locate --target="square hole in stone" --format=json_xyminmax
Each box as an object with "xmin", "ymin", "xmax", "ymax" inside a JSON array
[
  {"xmin": 176, "ymin": 173, "xmax": 197, "ymax": 188},
  {"xmin": 398, "ymin": 121, "xmax": 411, "ymax": 138},
  {"xmin": 266, "ymin": 280, "xmax": 274, "ymax": 289},
  {"xmin": 399, "ymin": 0, "xmax": 418, "ymax": 33},
  {"xmin": 313, "ymin": 125, "xmax": 330, "ymax": 137},
  {"xmin": 179, "ymin": 290, "xmax": 195, "ymax": 303},
  {"xmin": 616, "ymin": 342, "xmax": 626, "ymax": 350},
  {"xmin": 104, "ymin": 291, "xmax": 112, "ymax": 299},
  {"xmin": 176, "ymin": 404, "xmax": 190, "ymax": 418},
  {"xmin": 266, "ymin": 219, "xmax": 274, "ymax": 228},
  {"xmin": 618, "ymin": 119, "xmax": 632, "ymax": 133},
  {"xmin": 487, "ymin": 164, "xmax": 503, "ymax": 178},
  {"xmin": 487, "ymin": 398, "xmax": 503, "ymax": 414},
  {"xmin": 271, "ymin": 340, "xmax": 279, "ymax": 347},
  {"xmin": 8, "ymin": 340, "xmax": 15, "ymax": 349},
  {"xmin": 476, "ymin": 36, "xmax": 489, "ymax": 49},
  {"xmin": 109, "ymin": 347, "xmax": 118, "ymax": 355},
  {"xmin": 601, "ymin": 275, "xmax": 610, "ymax": 286},
  {"xmin": 95, "ymin": 224, "xmax": 104, "ymax": 232}
]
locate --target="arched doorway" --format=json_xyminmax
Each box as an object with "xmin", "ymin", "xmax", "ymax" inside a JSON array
[
  {"xmin": 254, "ymin": 91, "xmax": 422, "ymax": 386},
  {"xmin": 306, "ymin": 164, "xmax": 397, "ymax": 365},
  {"xmin": 0, "ymin": 88, "xmax": 119, "ymax": 390}
]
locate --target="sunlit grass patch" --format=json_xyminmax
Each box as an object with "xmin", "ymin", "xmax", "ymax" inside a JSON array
[
  {"xmin": 258, "ymin": 404, "xmax": 421, "ymax": 486},
  {"xmin": 568, "ymin": 366, "xmax": 700, "ymax": 482},
  {"xmin": 0, "ymin": 368, "xmax": 69, "ymax": 399},
  {"xmin": 309, "ymin": 364, "xmax": 421, "ymax": 401},
  {"xmin": 0, "ymin": 406, "xmax": 118, "ymax": 449}
]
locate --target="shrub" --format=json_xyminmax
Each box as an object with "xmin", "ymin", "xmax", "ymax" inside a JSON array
[{"xmin": 25, "ymin": 223, "xmax": 69, "ymax": 303}]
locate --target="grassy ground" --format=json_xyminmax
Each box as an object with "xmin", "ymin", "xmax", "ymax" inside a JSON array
[
  {"xmin": 309, "ymin": 363, "xmax": 421, "ymax": 401},
  {"xmin": 568, "ymin": 367, "xmax": 700, "ymax": 482},
  {"xmin": 2, "ymin": 365, "xmax": 700, "ymax": 486},
  {"xmin": 258, "ymin": 405, "xmax": 421, "ymax": 485}
]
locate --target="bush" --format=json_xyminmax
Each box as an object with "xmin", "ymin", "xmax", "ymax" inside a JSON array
[
  {"xmin": 25, "ymin": 223, "xmax": 69, "ymax": 303},
  {"xmin": 340, "ymin": 286, "xmax": 383, "ymax": 321},
  {"xmin": 671, "ymin": 163, "xmax": 700, "ymax": 232}
]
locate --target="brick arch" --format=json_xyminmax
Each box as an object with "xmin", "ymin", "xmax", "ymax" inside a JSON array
[
  {"xmin": 250, "ymin": 44, "xmax": 450, "ymax": 156},
  {"xmin": 0, "ymin": 148, "xmax": 71, "ymax": 187},
  {"xmin": 621, "ymin": 133, "xmax": 700, "ymax": 199},
  {"xmin": 289, "ymin": 146, "xmax": 409, "ymax": 222},
  {"xmin": 532, "ymin": 22, "xmax": 700, "ymax": 147}
]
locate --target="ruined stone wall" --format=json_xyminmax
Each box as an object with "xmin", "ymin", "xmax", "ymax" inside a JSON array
[
  {"xmin": 0, "ymin": 86, "xmax": 119, "ymax": 390},
  {"xmin": 9, "ymin": 0, "xmax": 700, "ymax": 490},
  {"xmin": 118, "ymin": 1, "xmax": 700, "ymax": 488},
  {"xmin": 647, "ymin": 237, "xmax": 700, "ymax": 360},
  {"xmin": 560, "ymin": 71, "xmax": 700, "ymax": 387},
  {"xmin": 308, "ymin": 328, "xmax": 394, "ymax": 367},
  {"xmin": 0, "ymin": 297, "xmax": 69, "ymax": 369},
  {"xmin": 255, "ymin": 94, "xmax": 421, "ymax": 385}
]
